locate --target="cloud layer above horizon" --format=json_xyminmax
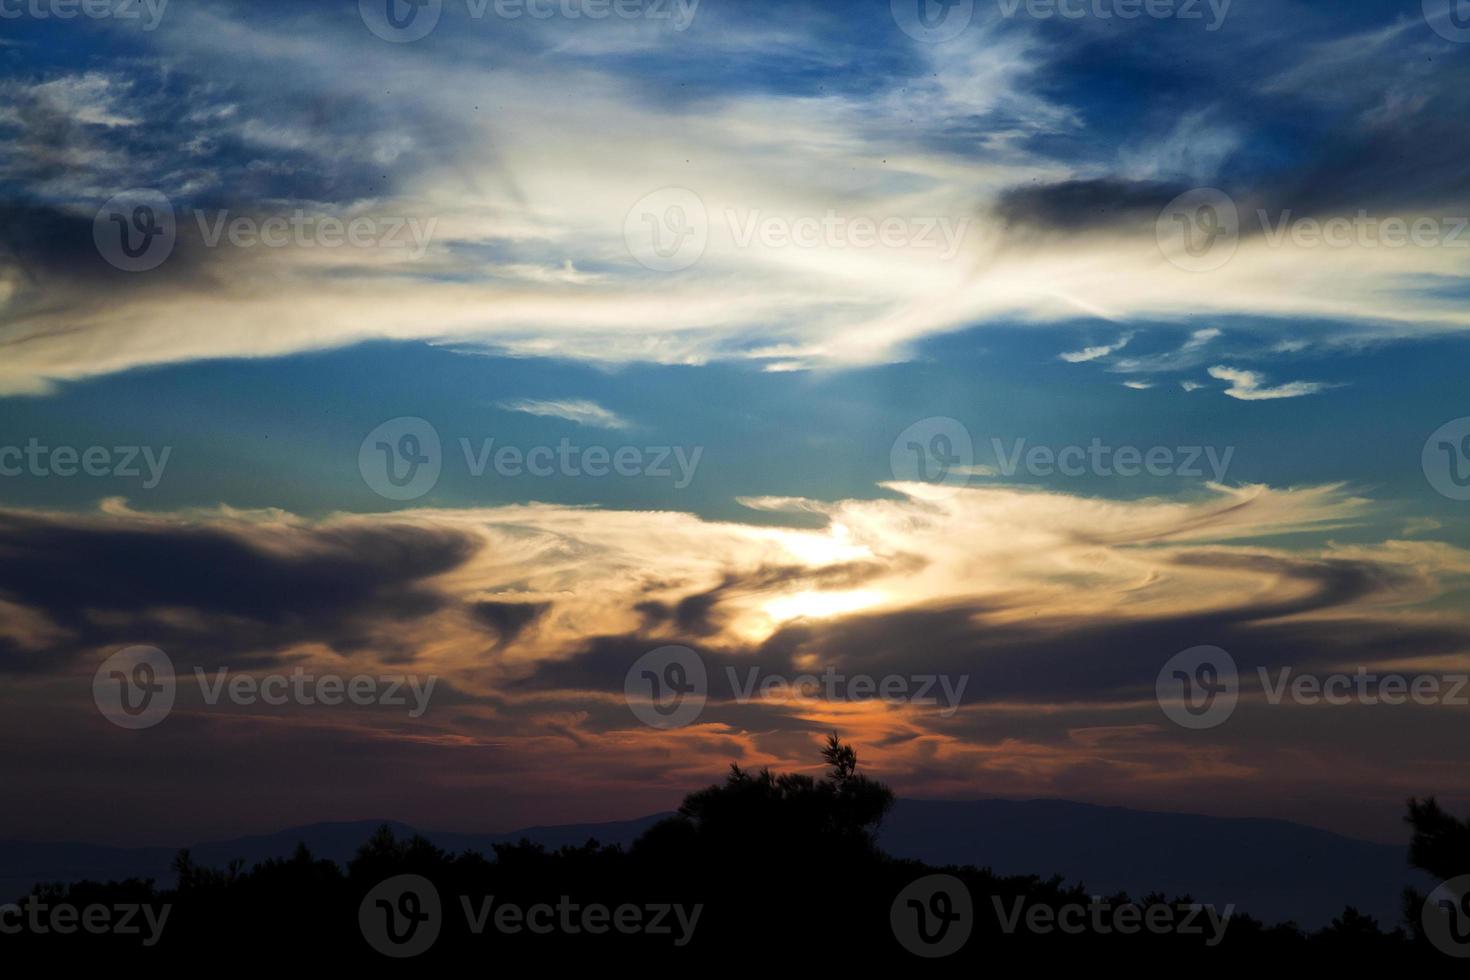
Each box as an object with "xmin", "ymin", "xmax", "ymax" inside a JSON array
[
  {"xmin": 2, "ymin": 2, "xmax": 1470, "ymax": 393},
  {"xmin": 4, "ymin": 480, "xmax": 1469, "ymax": 842}
]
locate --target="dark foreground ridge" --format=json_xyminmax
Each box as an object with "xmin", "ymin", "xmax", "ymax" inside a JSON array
[{"xmin": 4, "ymin": 738, "xmax": 1468, "ymax": 965}]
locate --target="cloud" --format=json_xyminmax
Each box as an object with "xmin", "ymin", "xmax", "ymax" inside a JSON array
[
  {"xmin": 2, "ymin": 6, "xmax": 1470, "ymax": 393},
  {"xmin": 1060, "ymin": 332, "xmax": 1133, "ymax": 363},
  {"xmin": 497, "ymin": 398, "xmax": 631, "ymax": 430},
  {"xmin": 3, "ymin": 479, "xmax": 1468, "ymax": 841},
  {"xmin": 1208, "ymin": 365, "xmax": 1335, "ymax": 401}
]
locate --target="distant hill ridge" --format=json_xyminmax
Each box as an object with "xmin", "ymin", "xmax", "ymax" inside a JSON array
[{"xmin": 0, "ymin": 799, "xmax": 1422, "ymax": 929}]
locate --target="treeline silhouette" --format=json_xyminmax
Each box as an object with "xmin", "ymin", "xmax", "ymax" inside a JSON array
[{"xmin": 8, "ymin": 736, "xmax": 1465, "ymax": 964}]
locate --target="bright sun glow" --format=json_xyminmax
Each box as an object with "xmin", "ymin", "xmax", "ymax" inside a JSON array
[{"xmin": 763, "ymin": 589, "xmax": 886, "ymax": 623}]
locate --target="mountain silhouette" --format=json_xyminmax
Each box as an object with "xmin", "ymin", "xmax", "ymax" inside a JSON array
[{"xmin": 2, "ymin": 800, "xmax": 1419, "ymax": 928}]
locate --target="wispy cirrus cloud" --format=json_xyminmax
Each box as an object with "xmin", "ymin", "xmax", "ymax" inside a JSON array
[
  {"xmin": 3, "ymin": 4, "xmax": 1470, "ymax": 394},
  {"xmin": 1, "ymin": 481, "xmax": 1467, "ymax": 841},
  {"xmin": 1060, "ymin": 332, "xmax": 1133, "ymax": 363},
  {"xmin": 1208, "ymin": 365, "xmax": 1336, "ymax": 401},
  {"xmin": 497, "ymin": 398, "xmax": 631, "ymax": 429}
]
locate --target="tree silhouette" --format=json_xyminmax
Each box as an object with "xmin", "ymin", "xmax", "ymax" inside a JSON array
[
  {"xmin": 3, "ymin": 738, "xmax": 1445, "ymax": 965},
  {"xmin": 1406, "ymin": 797, "xmax": 1470, "ymax": 881}
]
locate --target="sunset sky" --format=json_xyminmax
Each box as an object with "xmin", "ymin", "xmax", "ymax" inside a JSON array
[{"xmin": 2, "ymin": 0, "xmax": 1469, "ymax": 847}]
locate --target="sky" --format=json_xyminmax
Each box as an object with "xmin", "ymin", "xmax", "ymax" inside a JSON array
[{"xmin": 2, "ymin": 0, "xmax": 1469, "ymax": 846}]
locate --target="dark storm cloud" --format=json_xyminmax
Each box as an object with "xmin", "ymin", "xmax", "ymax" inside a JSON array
[
  {"xmin": 513, "ymin": 545, "xmax": 1470, "ymax": 715},
  {"xmin": 0, "ymin": 509, "xmax": 481, "ymax": 671},
  {"xmin": 470, "ymin": 599, "xmax": 552, "ymax": 645},
  {"xmin": 994, "ymin": 178, "xmax": 1190, "ymax": 233}
]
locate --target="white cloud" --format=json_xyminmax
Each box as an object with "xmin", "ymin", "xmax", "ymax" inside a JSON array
[
  {"xmin": 1208, "ymin": 365, "xmax": 1334, "ymax": 401},
  {"xmin": 1061, "ymin": 332, "xmax": 1133, "ymax": 363},
  {"xmin": 3, "ymin": 9, "xmax": 1470, "ymax": 394},
  {"xmin": 498, "ymin": 398, "xmax": 631, "ymax": 430}
]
